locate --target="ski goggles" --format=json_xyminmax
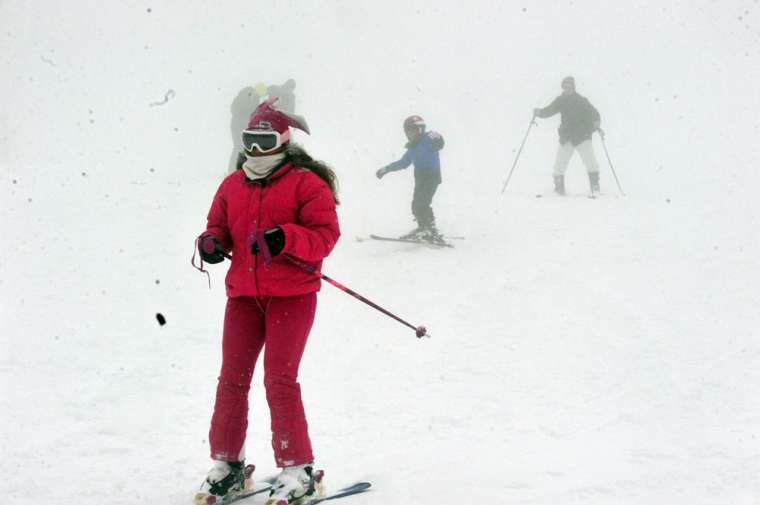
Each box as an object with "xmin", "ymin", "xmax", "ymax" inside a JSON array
[{"xmin": 241, "ymin": 129, "xmax": 289, "ymax": 153}]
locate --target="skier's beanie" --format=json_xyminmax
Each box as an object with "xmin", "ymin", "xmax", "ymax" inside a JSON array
[
  {"xmin": 562, "ymin": 76, "xmax": 575, "ymax": 88},
  {"xmin": 246, "ymin": 97, "xmax": 310, "ymax": 136},
  {"xmin": 247, "ymin": 101, "xmax": 289, "ymax": 133}
]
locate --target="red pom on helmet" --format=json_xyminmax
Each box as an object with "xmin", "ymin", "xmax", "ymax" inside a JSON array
[{"xmin": 247, "ymin": 97, "xmax": 310, "ymax": 135}]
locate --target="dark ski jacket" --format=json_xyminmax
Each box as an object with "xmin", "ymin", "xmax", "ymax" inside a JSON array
[{"xmin": 536, "ymin": 93, "xmax": 600, "ymax": 146}]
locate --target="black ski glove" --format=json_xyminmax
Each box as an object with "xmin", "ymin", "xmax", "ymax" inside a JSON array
[
  {"xmin": 428, "ymin": 131, "xmax": 445, "ymax": 150},
  {"xmin": 251, "ymin": 227, "xmax": 285, "ymax": 256},
  {"xmin": 199, "ymin": 235, "xmax": 225, "ymax": 264},
  {"xmin": 376, "ymin": 166, "xmax": 389, "ymax": 179}
]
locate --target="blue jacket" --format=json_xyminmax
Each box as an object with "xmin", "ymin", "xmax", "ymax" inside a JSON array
[{"xmin": 385, "ymin": 131, "xmax": 444, "ymax": 183}]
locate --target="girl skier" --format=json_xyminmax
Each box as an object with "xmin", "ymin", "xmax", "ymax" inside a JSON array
[{"xmin": 194, "ymin": 98, "xmax": 340, "ymax": 505}]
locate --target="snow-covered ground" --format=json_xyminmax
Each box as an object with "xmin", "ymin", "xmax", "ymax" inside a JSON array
[{"xmin": 2, "ymin": 2, "xmax": 759, "ymax": 504}]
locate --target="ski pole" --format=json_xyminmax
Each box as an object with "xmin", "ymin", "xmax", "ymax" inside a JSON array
[
  {"xmin": 283, "ymin": 254, "xmax": 429, "ymax": 338},
  {"xmin": 598, "ymin": 130, "xmax": 625, "ymax": 196},
  {"xmin": 501, "ymin": 115, "xmax": 538, "ymax": 194},
  {"xmin": 221, "ymin": 252, "xmax": 429, "ymax": 338}
]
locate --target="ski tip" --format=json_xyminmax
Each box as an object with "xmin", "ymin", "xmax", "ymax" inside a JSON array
[
  {"xmin": 333, "ymin": 482, "xmax": 372, "ymax": 496},
  {"xmin": 194, "ymin": 493, "xmax": 217, "ymax": 505}
]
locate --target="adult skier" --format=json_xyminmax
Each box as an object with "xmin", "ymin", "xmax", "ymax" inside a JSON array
[
  {"xmin": 268, "ymin": 78, "xmax": 297, "ymax": 114},
  {"xmin": 194, "ymin": 97, "xmax": 340, "ymax": 505},
  {"xmin": 227, "ymin": 86, "xmax": 262, "ymax": 174},
  {"xmin": 533, "ymin": 76, "xmax": 602, "ymax": 195},
  {"xmin": 376, "ymin": 115, "xmax": 445, "ymax": 242}
]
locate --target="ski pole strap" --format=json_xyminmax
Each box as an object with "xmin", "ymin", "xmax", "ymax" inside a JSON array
[
  {"xmin": 191, "ymin": 236, "xmax": 212, "ymax": 289},
  {"xmin": 250, "ymin": 230, "xmax": 273, "ymax": 265},
  {"xmin": 283, "ymin": 254, "xmax": 429, "ymax": 338}
]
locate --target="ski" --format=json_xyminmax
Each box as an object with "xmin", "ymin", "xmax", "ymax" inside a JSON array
[
  {"xmin": 213, "ymin": 485, "xmax": 270, "ymax": 505},
  {"xmin": 212, "ymin": 481, "xmax": 371, "ymax": 505},
  {"xmin": 535, "ymin": 192, "xmax": 607, "ymax": 199},
  {"xmin": 368, "ymin": 234, "xmax": 454, "ymax": 248},
  {"xmin": 535, "ymin": 192, "xmax": 564, "ymax": 198},
  {"xmin": 306, "ymin": 482, "xmax": 372, "ymax": 504}
]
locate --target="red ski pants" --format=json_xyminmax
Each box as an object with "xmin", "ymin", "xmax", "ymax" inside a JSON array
[{"xmin": 209, "ymin": 294, "xmax": 316, "ymax": 467}]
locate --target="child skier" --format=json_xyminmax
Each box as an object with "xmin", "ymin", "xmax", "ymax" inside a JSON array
[{"xmin": 376, "ymin": 115, "xmax": 445, "ymax": 243}]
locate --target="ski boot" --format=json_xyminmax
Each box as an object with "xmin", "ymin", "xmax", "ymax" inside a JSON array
[
  {"xmin": 589, "ymin": 171, "xmax": 601, "ymax": 195},
  {"xmin": 265, "ymin": 463, "xmax": 325, "ymax": 505},
  {"xmin": 419, "ymin": 225, "xmax": 446, "ymax": 245},
  {"xmin": 194, "ymin": 460, "xmax": 254, "ymax": 505},
  {"xmin": 553, "ymin": 175, "xmax": 566, "ymax": 196},
  {"xmin": 400, "ymin": 226, "xmax": 424, "ymax": 240}
]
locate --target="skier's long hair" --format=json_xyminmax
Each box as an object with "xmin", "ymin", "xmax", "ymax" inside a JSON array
[{"xmin": 284, "ymin": 144, "xmax": 340, "ymax": 204}]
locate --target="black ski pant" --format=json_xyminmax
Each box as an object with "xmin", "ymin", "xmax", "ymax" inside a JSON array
[{"xmin": 411, "ymin": 171, "xmax": 440, "ymax": 228}]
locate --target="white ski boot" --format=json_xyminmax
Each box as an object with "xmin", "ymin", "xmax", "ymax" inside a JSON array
[
  {"xmin": 194, "ymin": 460, "xmax": 254, "ymax": 505},
  {"xmin": 265, "ymin": 463, "xmax": 325, "ymax": 505}
]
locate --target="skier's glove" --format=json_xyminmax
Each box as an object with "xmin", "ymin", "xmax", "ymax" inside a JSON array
[
  {"xmin": 427, "ymin": 131, "xmax": 445, "ymax": 150},
  {"xmin": 251, "ymin": 227, "xmax": 285, "ymax": 256},
  {"xmin": 376, "ymin": 167, "xmax": 389, "ymax": 179},
  {"xmin": 533, "ymin": 108, "xmax": 542, "ymax": 117},
  {"xmin": 199, "ymin": 235, "xmax": 225, "ymax": 264}
]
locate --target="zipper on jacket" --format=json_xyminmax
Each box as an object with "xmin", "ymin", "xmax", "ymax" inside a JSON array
[
  {"xmin": 248, "ymin": 161, "xmax": 288, "ymax": 299},
  {"xmin": 252, "ymin": 182, "xmax": 266, "ymax": 296}
]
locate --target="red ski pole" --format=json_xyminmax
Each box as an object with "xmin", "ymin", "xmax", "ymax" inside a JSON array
[{"xmin": 221, "ymin": 252, "xmax": 429, "ymax": 338}]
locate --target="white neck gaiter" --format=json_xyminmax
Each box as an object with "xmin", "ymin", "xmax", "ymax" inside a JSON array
[{"xmin": 242, "ymin": 152, "xmax": 286, "ymax": 181}]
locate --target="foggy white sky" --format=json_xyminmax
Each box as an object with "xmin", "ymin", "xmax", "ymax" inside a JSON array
[
  {"xmin": 1, "ymin": 2, "xmax": 759, "ymax": 504},
  {"xmin": 2, "ymin": 1, "xmax": 758, "ymax": 193}
]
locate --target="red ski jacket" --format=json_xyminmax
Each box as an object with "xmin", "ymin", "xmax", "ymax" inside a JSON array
[{"xmin": 201, "ymin": 163, "xmax": 340, "ymax": 298}]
